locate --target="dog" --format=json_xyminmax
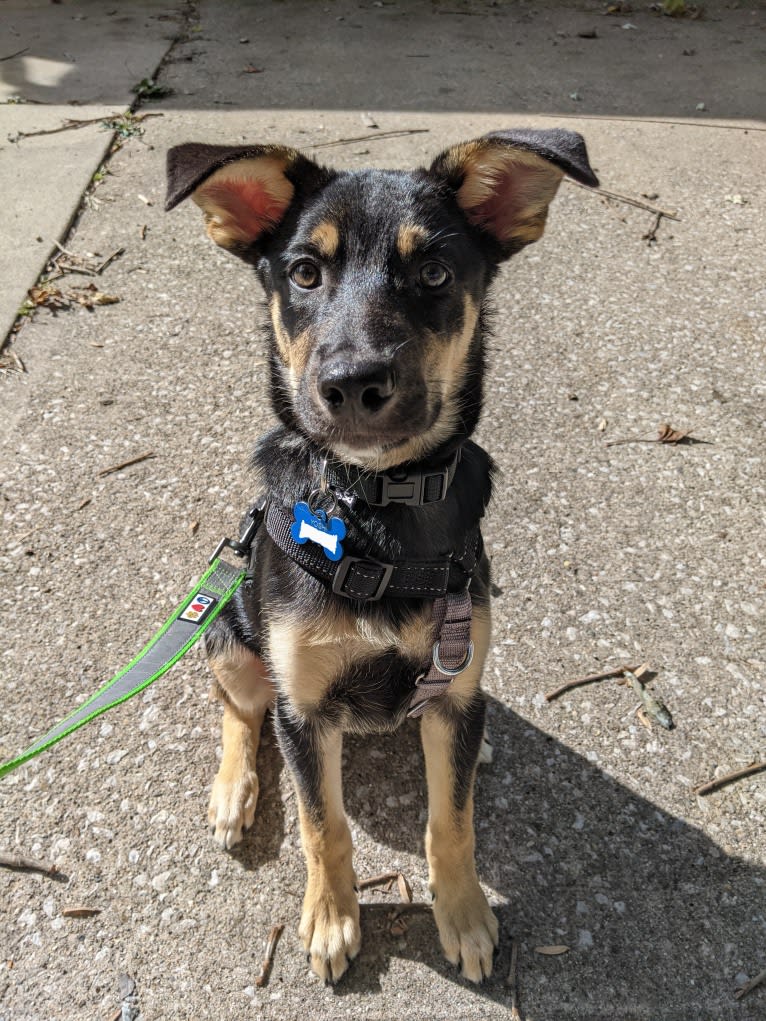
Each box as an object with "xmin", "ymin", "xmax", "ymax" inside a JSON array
[{"xmin": 165, "ymin": 128, "xmax": 598, "ymax": 984}]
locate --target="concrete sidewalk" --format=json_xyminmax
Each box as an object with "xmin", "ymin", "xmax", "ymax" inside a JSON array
[{"xmin": 1, "ymin": 3, "xmax": 764, "ymax": 1020}]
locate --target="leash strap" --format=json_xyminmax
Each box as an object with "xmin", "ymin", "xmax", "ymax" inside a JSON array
[
  {"xmin": 0, "ymin": 558, "xmax": 245, "ymax": 780},
  {"xmin": 408, "ymin": 590, "xmax": 474, "ymax": 717}
]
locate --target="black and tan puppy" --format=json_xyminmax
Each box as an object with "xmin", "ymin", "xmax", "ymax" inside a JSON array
[{"xmin": 166, "ymin": 130, "xmax": 598, "ymax": 983}]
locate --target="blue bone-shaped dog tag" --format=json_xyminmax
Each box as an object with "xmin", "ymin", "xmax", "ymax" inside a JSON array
[{"xmin": 291, "ymin": 502, "xmax": 346, "ymax": 562}]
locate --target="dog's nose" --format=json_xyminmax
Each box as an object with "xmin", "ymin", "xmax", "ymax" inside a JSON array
[{"xmin": 317, "ymin": 359, "xmax": 396, "ymax": 417}]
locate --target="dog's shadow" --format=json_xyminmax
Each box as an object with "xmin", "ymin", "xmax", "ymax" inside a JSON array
[
  {"xmin": 339, "ymin": 698, "xmax": 763, "ymax": 1015},
  {"xmin": 229, "ymin": 697, "xmax": 763, "ymax": 1016}
]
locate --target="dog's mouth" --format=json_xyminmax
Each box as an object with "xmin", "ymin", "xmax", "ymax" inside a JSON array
[{"xmin": 303, "ymin": 396, "xmax": 452, "ymax": 470}]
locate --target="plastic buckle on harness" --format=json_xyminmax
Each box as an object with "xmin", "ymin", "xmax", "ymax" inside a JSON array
[
  {"xmin": 332, "ymin": 556, "xmax": 394, "ymax": 601},
  {"xmin": 377, "ymin": 463, "xmax": 451, "ymax": 507},
  {"xmin": 209, "ymin": 495, "xmax": 267, "ymax": 565}
]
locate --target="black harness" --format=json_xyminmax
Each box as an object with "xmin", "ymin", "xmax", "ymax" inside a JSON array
[{"xmin": 235, "ymin": 446, "xmax": 484, "ymax": 603}]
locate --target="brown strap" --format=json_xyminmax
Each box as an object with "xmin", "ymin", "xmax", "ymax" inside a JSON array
[{"xmin": 407, "ymin": 590, "xmax": 473, "ymax": 718}]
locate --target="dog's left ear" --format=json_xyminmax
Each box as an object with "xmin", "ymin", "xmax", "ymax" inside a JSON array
[
  {"xmin": 165, "ymin": 142, "xmax": 325, "ymax": 253},
  {"xmin": 428, "ymin": 128, "xmax": 599, "ymax": 255}
]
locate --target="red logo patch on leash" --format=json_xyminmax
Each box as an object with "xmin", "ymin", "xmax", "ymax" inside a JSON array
[{"xmin": 179, "ymin": 593, "xmax": 216, "ymax": 624}]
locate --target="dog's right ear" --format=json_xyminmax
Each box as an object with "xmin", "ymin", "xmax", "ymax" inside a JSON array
[{"xmin": 165, "ymin": 143, "xmax": 324, "ymax": 253}]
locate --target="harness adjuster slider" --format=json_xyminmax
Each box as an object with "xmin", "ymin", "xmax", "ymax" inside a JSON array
[
  {"xmin": 209, "ymin": 495, "xmax": 267, "ymax": 565},
  {"xmin": 332, "ymin": 556, "xmax": 394, "ymax": 601}
]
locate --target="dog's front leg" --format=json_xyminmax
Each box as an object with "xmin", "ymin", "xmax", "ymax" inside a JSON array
[
  {"xmin": 421, "ymin": 694, "xmax": 499, "ymax": 982},
  {"xmin": 207, "ymin": 648, "xmax": 274, "ymax": 849},
  {"xmin": 273, "ymin": 699, "xmax": 360, "ymax": 983}
]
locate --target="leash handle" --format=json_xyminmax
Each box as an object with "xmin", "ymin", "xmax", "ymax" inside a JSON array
[{"xmin": 0, "ymin": 558, "xmax": 245, "ymax": 780}]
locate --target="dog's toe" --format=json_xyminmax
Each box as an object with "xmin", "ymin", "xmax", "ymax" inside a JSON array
[
  {"xmin": 299, "ymin": 891, "xmax": 361, "ymax": 984},
  {"xmin": 207, "ymin": 770, "xmax": 259, "ymax": 849},
  {"xmin": 433, "ymin": 880, "xmax": 498, "ymax": 983}
]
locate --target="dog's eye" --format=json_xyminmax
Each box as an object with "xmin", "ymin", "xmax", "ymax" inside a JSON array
[
  {"xmin": 289, "ymin": 261, "xmax": 322, "ymax": 289},
  {"xmin": 419, "ymin": 261, "xmax": 451, "ymax": 289}
]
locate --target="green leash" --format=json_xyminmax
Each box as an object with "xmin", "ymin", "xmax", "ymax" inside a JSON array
[{"xmin": 0, "ymin": 503, "xmax": 265, "ymax": 780}]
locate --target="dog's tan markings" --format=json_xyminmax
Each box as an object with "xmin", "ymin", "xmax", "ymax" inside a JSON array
[
  {"xmin": 396, "ymin": 222, "xmax": 429, "ymax": 260},
  {"xmin": 309, "ymin": 220, "xmax": 340, "ymax": 260},
  {"xmin": 192, "ymin": 153, "xmax": 296, "ymax": 250},
  {"xmin": 421, "ymin": 715, "xmax": 499, "ymax": 982},
  {"xmin": 296, "ymin": 728, "xmax": 360, "ymax": 983},
  {"xmin": 207, "ymin": 649, "xmax": 275, "ymax": 849},
  {"xmin": 420, "ymin": 603, "xmax": 497, "ymax": 982},
  {"xmin": 269, "ymin": 293, "xmax": 291, "ymax": 368},
  {"xmin": 269, "ymin": 294, "xmax": 314, "ymax": 385},
  {"xmin": 268, "ymin": 603, "xmax": 433, "ymax": 716}
]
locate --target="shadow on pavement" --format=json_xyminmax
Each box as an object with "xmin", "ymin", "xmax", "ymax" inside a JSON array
[
  {"xmin": 331, "ymin": 696, "xmax": 765, "ymax": 1019},
  {"xmin": 1, "ymin": 1, "xmax": 762, "ymax": 121}
]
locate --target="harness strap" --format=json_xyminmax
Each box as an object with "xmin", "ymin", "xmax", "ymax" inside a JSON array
[
  {"xmin": 408, "ymin": 590, "xmax": 474, "ymax": 717},
  {"xmin": 265, "ymin": 502, "xmax": 481, "ymax": 602}
]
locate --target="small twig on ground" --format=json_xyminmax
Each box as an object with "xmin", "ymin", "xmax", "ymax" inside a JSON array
[
  {"xmin": 642, "ymin": 210, "xmax": 664, "ymax": 243},
  {"xmin": 389, "ymin": 901, "xmax": 432, "ymax": 917},
  {"xmin": 62, "ymin": 906, "xmax": 101, "ymax": 918},
  {"xmin": 566, "ymin": 178, "xmax": 680, "ymax": 221},
  {"xmin": 97, "ymin": 451, "xmax": 155, "ymax": 477},
  {"xmin": 254, "ymin": 924, "xmax": 284, "ymax": 988},
  {"xmin": 0, "ymin": 348, "xmax": 26, "ymax": 374},
  {"xmin": 307, "ymin": 128, "xmax": 429, "ymax": 151},
  {"xmin": 0, "ymin": 852, "xmax": 59, "ymax": 877},
  {"xmin": 10, "ymin": 114, "xmax": 121, "ymax": 141},
  {"xmin": 10, "ymin": 111, "xmax": 162, "ymax": 143},
  {"xmin": 96, "ymin": 248, "xmax": 125, "ymax": 274},
  {"xmin": 51, "ymin": 239, "xmax": 79, "ymax": 260},
  {"xmin": 545, "ymin": 664, "xmax": 641, "ymax": 702},
  {"xmin": 735, "ymin": 967, "xmax": 766, "ymax": 1001},
  {"xmin": 0, "ymin": 47, "xmax": 30, "ymax": 62},
  {"xmin": 47, "ymin": 245, "xmax": 125, "ymax": 282},
  {"xmin": 358, "ymin": 871, "xmax": 400, "ymax": 891},
  {"xmin": 506, "ymin": 938, "xmax": 522, "ymax": 1019},
  {"xmin": 693, "ymin": 762, "xmax": 766, "ymax": 797}
]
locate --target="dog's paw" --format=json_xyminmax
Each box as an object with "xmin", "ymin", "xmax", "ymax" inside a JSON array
[
  {"xmin": 207, "ymin": 769, "xmax": 259, "ymax": 849},
  {"xmin": 299, "ymin": 887, "xmax": 361, "ymax": 984},
  {"xmin": 432, "ymin": 880, "xmax": 499, "ymax": 982}
]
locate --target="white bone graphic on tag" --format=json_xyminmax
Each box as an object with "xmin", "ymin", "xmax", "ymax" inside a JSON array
[{"xmin": 298, "ymin": 519, "xmax": 340, "ymax": 555}]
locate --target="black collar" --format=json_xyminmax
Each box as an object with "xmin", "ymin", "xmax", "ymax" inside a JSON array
[{"xmin": 318, "ymin": 447, "xmax": 462, "ymax": 507}]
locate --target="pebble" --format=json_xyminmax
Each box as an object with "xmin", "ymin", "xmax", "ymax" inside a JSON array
[
  {"xmin": 579, "ymin": 610, "xmax": 601, "ymax": 624},
  {"xmin": 151, "ymin": 870, "xmax": 172, "ymax": 892},
  {"xmin": 578, "ymin": 929, "xmax": 594, "ymax": 949}
]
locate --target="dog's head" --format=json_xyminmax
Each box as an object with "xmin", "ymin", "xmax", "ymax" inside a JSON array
[{"xmin": 166, "ymin": 130, "xmax": 597, "ymax": 468}]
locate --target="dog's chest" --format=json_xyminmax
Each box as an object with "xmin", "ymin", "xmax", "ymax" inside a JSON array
[{"xmin": 267, "ymin": 602, "xmax": 433, "ymax": 725}]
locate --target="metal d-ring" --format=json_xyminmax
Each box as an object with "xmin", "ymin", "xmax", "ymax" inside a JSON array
[
  {"xmin": 307, "ymin": 487, "xmax": 339, "ymax": 519},
  {"xmin": 432, "ymin": 640, "xmax": 474, "ymax": 676}
]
